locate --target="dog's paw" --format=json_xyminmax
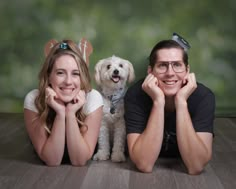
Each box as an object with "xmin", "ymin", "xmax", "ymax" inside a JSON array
[
  {"xmin": 111, "ymin": 151, "xmax": 126, "ymax": 162},
  {"xmin": 93, "ymin": 150, "xmax": 110, "ymax": 161}
]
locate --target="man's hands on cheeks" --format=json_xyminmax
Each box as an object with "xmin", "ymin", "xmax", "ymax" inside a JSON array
[
  {"xmin": 175, "ymin": 73, "xmax": 197, "ymax": 105},
  {"xmin": 66, "ymin": 90, "xmax": 86, "ymax": 114},
  {"xmin": 142, "ymin": 74, "xmax": 165, "ymax": 103}
]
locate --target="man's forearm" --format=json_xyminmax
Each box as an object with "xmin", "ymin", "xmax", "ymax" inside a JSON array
[
  {"xmin": 129, "ymin": 102, "xmax": 165, "ymax": 172},
  {"xmin": 176, "ymin": 102, "xmax": 211, "ymax": 174}
]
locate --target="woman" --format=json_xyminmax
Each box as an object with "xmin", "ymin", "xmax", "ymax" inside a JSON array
[{"xmin": 24, "ymin": 39, "xmax": 103, "ymax": 166}]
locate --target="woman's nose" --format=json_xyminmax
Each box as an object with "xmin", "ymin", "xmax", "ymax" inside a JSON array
[{"xmin": 65, "ymin": 75, "xmax": 72, "ymax": 84}]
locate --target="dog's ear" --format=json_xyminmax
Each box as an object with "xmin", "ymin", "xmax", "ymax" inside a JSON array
[
  {"xmin": 44, "ymin": 39, "xmax": 58, "ymax": 57},
  {"xmin": 78, "ymin": 38, "xmax": 93, "ymax": 66},
  {"xmin": 126, "ymin": 60, "xmax": 135, "ymax": 83},
  {"xmin": 94, "ymin": 59, "xmax": 104, "ymax": 86}
]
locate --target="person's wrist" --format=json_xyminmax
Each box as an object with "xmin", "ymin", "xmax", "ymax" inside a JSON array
[
  {"xmin": 55, "ymin": 110, "xmax": 66, "ymax": 119},
  {"xmin": 153, "ymin": 97, "xmax": 165, "ymax": 107},
  {"xmin": 65, "ymin": 108, "xmax": 77, "ymax": 118},
  {"xmin": 175, "ymin": 97, "xmax": 187, "ymax": 108}
]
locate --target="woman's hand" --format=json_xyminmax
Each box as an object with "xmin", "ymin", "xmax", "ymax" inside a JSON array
[
  {"xmin": 66, "ymin": 90, "xmax": 86, "ymax": 115},
  {"xmin": 45, "ymin": 87, "xmax": 65, "ymax": 114}
]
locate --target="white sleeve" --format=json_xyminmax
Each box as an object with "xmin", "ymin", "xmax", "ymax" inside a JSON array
[
  {"xmin": 23, "ymin": 89, "xmax": 39, "ymax": 113},
  {"xmin": 82, "ymin": 89, "xmax": 104, "ymax": 115}
]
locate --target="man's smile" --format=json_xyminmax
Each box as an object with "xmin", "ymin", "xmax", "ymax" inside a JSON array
[{"xmin": 162, "ymin": 80, "xmax": 178, "ymax": 85}]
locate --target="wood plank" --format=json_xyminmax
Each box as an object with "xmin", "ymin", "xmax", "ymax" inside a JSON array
[
  {"xmin": 213, "ymin": 118, "xmax": 236, "ymax": 152},
  {"xmin": 211, "ymin": 161, "xmax": 236, "ymax": 189},
  {"xmin": 172, "ymin": 164, "xmax": 224, "ymax": 189},
  {"xmin": 0, "ymin": 176, "xmax": 18, "ymax": 189},
  {"xmin": 17, "ymin": 165, "xmax": 71, "ymax": 189},
  {"xmin": 59, "ymin": 165, "xmax": 89, "ymax": 189},
  {"xmin": 81, "ymin": 160, "xmax": 130, "ymax": 189},
  {"xmin": 229, "ymin": 118, "xmax": 236, "ymax": 125},
  {"xmin": 129, "ymin": 158, "xmax": 179, "ymax": 189},
  {"xmin": 12, "ymin": 164, "xmax": 47, "ymax": 189},
  {"xmin": 1, "ymin": 114, "xmax": 236, "ymax": 189}
]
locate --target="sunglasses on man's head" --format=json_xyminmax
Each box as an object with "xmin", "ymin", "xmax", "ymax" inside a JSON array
[{"xmin": 172, "ymin": 33, "xmax": 191, "ymax": 51}]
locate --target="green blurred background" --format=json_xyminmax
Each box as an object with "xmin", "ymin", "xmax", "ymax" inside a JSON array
[{"xmin": 0, "ymin": 0, "xmax": 235, "ymax": 116}]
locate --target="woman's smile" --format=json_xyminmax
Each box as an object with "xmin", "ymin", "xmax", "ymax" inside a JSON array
[{"xmin": 49, "ymin": 55, "xmax": 81, "ymax": 102}]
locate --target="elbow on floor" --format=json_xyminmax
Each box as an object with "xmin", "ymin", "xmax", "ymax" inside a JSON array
[
  {"xmin": 71, "ymin": 159, "xmax": 88, "ymax": 167},
  {"xmin": 70, "ymin": 152, "xmax": 92, "ymax": 166},
  {"xmin": 136, "ymin": 162, "xmax": 154, "ymax": 173},
  {"xmin": 45, "ymin": 160, "xmax": 61, "ymax": 167},
  {"xmin": 187, "ymin": 166, "xmax": 204, "ymax": 175},
  {"xmin": 186, "ymin": 156, "xmax": 211, "ymax": 175},
  {"xmin": 40, "ymin": 152, "xmax": 62, "ymax": 167}
]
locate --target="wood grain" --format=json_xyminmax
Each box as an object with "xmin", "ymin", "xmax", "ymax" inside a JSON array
[{"xmin": 0, "ymin": 114, "xmax": 235, "ymax": 189}]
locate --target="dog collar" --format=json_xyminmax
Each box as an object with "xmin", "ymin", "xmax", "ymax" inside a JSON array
[{"xmin": 107, "ymin": 88, "xmax": 126, "ymax": 114}]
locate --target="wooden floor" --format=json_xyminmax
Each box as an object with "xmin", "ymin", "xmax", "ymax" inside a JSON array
[{"xmin": 0, "ymin": 113, "xmax": 236, "ymax": 189}]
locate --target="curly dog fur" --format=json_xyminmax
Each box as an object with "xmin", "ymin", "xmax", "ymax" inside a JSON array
[{"xmin": 93, "ymin": 55, "xmax": 135, "ymax": 162}]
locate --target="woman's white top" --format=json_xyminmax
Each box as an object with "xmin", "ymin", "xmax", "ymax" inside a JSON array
[{"xmin": 24, "ymin": 89, "xmax": 103, "ymax": 115}]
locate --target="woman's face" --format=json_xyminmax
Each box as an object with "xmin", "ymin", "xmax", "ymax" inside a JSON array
[
  {"xmin": 49, "ymin": 54, "xmax": 81, "ymax": 103},
  {"xmin": 149, "ymin": 48, "xmax": 189, "ymax": 97}
]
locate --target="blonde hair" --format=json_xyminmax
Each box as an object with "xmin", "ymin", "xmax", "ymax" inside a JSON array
[{"xmin": 35, "ymin": 39, "xmax": 91, "ymax": 132}]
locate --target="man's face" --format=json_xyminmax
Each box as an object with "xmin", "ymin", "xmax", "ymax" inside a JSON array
[{"xmin": 148, "ymin": 48, "xmax": 189, "ymax": 97}]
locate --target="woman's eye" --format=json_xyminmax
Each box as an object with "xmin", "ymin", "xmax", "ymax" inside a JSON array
[
  {"xmin": 57, "ymin": 71, "xmax": 64, "ymax": 75},
  {"xmin": 73, "ymin": 72, "xmax": 80, "ymax": 76}
]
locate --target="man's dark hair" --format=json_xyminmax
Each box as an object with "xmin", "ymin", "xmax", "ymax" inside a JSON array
[{"xmin": 148, "ymin": 40, "xmax": 189, "ymax": 68}]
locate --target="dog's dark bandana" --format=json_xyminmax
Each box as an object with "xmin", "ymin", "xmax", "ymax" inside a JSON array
[{"xmin": 108, "ymin": 88, "xmax": 126, "ymax": 114}]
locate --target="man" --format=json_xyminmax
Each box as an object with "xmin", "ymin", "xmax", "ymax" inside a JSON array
[{"xmin": 124, "ymin": 33, "xmax": 215, "ymax": 175}]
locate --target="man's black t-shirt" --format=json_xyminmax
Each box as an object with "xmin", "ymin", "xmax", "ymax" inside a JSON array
[{"xmin": 124, "ymin": 79, "xmax": 215, "ymax": 156}]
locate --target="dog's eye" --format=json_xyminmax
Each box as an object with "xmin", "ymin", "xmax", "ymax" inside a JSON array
[
  {"xmin": 119, "ymin": 64, "xmax": 123, "ymax": 68},
  {"xmin": 107, "ymin": 65, "xmax": 111, "ymax": 70}
]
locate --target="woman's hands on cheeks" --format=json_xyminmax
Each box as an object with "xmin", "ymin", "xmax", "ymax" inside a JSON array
[
  {"xmin": 175, "ymin": 73, "xmax": 197, "ymax": 104},
  {"xmin": 66, "ymin": 90, "xmax": 86, "ymax": 115},
  {"xmin": 45, "ymin": 87, "xmax": 65, "ymax": 114},
  {"xmin": 142, "ymin": 74, "xmax": 165, "ymax": 103},
  {"xmin": 45, "ymin": 87, "xmax": 86, "ymax": 116}
]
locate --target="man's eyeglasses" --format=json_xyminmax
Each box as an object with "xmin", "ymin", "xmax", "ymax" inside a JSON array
[{"xmin": 155, "ymin": 61, "xmax": 186, "ymax": 74}]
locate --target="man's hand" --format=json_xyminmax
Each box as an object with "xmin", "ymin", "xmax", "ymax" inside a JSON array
[
  {"xmin": 142, "ymin": 74, "xmax": 165, "ymax": 103},
  {"xmin": 175, "ymin": 73, "xmax": 197, "ymax": 104}
]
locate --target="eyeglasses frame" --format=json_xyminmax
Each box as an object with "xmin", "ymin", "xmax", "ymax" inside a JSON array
[{"xmin": 155, "ymin": 61, "xmax": 187, "ymax": 74}]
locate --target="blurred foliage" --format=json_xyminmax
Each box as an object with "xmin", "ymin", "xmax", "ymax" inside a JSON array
[{"xmin": 0, "ymin": 0, "xmax": 235, "ymax": 116}]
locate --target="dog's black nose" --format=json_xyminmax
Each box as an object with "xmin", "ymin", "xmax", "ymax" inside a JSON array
[{"xmin": 113, "ymin": 69, "xmax": 119, "ymax": 75}]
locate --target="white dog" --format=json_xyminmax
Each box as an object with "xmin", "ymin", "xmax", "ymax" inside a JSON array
[{"xmin": 93, "ymin": 55, "xmax": 135, "ymax": 162}]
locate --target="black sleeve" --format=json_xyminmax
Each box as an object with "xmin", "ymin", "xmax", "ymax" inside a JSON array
[
  {"xmin": 124, "ymin": 86, "xmax": 150, "ymax": 134},
  {"xmin": 191, "ymin": 92, "xmax": 215, "ymax": 134}
]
